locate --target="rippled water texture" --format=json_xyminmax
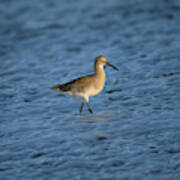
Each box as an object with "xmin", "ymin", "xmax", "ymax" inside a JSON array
[{"xmin": 1, "ymin": 0, "xmax": 180, "ymax": 179}]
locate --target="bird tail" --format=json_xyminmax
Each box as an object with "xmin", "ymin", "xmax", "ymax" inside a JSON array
[
  {"xmin": 52, "ymin": 84, "xmax": 62, "ymax": 91},
  {"xmin": 52, "ymin": 84, "xmax": 69, "ymax": 92}
]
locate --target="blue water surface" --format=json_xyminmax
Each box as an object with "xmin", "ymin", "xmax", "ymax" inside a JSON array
[{"xmin": 0, "ymin": 0, "xmax": 180, "ymax": 179}]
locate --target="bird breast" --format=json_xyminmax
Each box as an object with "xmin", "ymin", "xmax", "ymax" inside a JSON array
[{"xmin": 87, "ymin": 74, "xmax": 105, "ymax": 96}]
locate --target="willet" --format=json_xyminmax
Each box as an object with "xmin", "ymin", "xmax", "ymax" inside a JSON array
[{"xmin": 52, "ymin": 55, "xmax": 118, "ymax": 114}]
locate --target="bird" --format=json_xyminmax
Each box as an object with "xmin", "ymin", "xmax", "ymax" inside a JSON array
[{"xmin": 52, "ymin": 55, "xmax": 118, "ymax": 114}]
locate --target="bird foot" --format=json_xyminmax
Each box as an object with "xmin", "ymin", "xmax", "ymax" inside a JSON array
[{"xmin": 88, "ymin": 108, "xmax": 93, "ymax": 113}]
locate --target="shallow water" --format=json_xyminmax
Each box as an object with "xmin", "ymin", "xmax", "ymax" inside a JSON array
[{"xmin": 1, "ymin": 0, "xmax": 180, "ymax": 179}]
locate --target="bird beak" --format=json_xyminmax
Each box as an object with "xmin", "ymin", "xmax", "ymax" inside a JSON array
[{"xmin": 106, "ymin": 62, "xmax": 119, "ymax": 71}]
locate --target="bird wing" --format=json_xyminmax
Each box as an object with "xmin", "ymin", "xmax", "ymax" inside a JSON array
[{"xmin": 58, "ymin": 75, "xmax": 94, "ymax": 93}]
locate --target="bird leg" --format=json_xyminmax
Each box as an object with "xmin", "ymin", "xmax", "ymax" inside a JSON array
[
  {"xmin": 79, "ymin": 102, "xmax": 84, "ymax": 114},
  {"xmin": 87, "ymin": 103, "xmax": 93, "ymax": 113}
]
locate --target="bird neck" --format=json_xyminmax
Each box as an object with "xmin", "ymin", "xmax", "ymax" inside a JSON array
[{"xmin": 95, "ymin": 65, "xmax": 105, "ymax": 77}]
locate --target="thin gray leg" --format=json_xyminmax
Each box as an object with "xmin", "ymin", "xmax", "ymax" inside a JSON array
[
  {"xmin": 79, "ymin": 102, "xmax": 84, "ymax": 114},
  {"xmin": 87, "ymin": 103, "xmax": 93, "ymax": 114}
]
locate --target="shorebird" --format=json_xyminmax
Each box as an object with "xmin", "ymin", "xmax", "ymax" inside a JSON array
[{"xmin": 52, "ymin": 55, "xmax": 118, "ymax": 114}]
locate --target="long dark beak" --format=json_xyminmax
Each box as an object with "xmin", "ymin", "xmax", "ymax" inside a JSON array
[{"xmin": 106, "ymin": 62, "xmax": 119, "ymax": 71}]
